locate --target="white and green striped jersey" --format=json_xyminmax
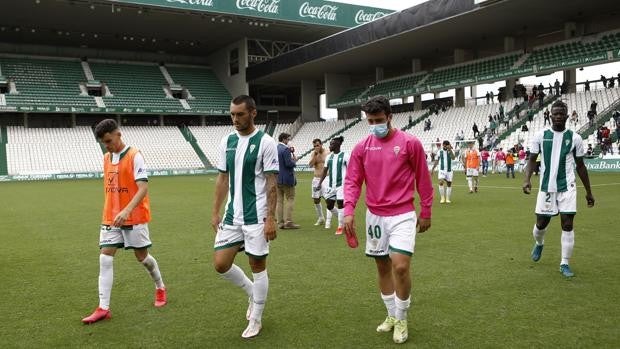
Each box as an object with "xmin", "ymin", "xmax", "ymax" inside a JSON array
[
  {"xmin": 326, "ymin": 151, "xmax": 349, "ymax": 188},
  {"xmin": 437, "ymin": 149, "xmax": 453, "ymax": 171},
  {"xmin": 217, "ymin": 129, "xmax": 279, "ymax": 225},
  {"xmin": 529, "ymin": 128, "xmax": 584, "ymax": 193}
]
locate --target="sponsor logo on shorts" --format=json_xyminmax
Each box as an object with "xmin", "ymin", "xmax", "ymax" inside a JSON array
[
  {"xmin": 369, "ymin": 249, "xmax": 385, "ymax": 254},
  {"xmin": 215, "ymin": 238, "xmax": 230, "ymax": 245}
]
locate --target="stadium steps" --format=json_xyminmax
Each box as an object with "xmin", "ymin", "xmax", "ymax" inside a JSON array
[
  {"xmin": 511, "ymin": 53, "xmax": 530, "ymax": 69},
  {"xmin": 0, "ymin": 126, "xmax": 8, "ymax": 175},
  {"xmin": 265, "ymin": 121, "xmax": 277, "ymax": 136},
  {"xmin": 81, "ymin": 61, "xmax": 95, "ymax": 81},
  {"xmin": 578, "ymin": 98, "xmax": 620, "ymax": 156},
  {"xmin": 297, "ymin": 118, "xmax": 363, "ymax": 160},
  {"xmin": 178, "ymin": 125, "xmax": 212, "ymax": 168},
  {"xmin": 401, "ymin": 111, "xmax": 431, "ymax": 131},
  {"xmin": 159, "ymin": 65, "xmax": 176, "ymax": 85},
  {"xmin": 494, "ymin": 95, "xmax": 558, "ymax": 147}
]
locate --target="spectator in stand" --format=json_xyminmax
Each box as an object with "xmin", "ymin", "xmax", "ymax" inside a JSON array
[
  {"xmin": 499, "ymin": 104, "xmax": 504, "ymax": 119},
  {"xmin": 538, "ymin": 89, "xmax": 545, "ymax": 109},
  {"xmin": 543, "ymin": 108, "xmax": 551, "ymax": 126},
  {"xmin": 584, "ymin": 80, "xmax": 590, "ymax": 91},
  {"xmin": 596, "ymin": 126, "xmax": 603, "ymax": 145},
  {"xmin": 490, "ymin": 91, "xmax": 494, "ymax": 103},
  {"xmin": 587, "ymin": 110, "xmax": 595, "ymax": 127},
  {"xmin": 486, "ymin": 92, "xmax": 490, "ymax": 104},
  {"xmin": 609, "ymin": 76, "xmax": 615, "ymax": 89},
  {"xmin": 488, "ymin": 114, "xmax": 493, "ymax": 123},
  {"xmin": 521, "ymin": 123, "xmax": 529, "ymax": 132},
  {"xmin": 570, "ymin": 110, "xmax": 579, "ymax": 128},
  {"xmin": 586, "ymin": 144, "xmax": 594, "ymax": 157},
  {"xmin": 528, "ymin": 92, "xmax": 535, "ymax": 109},
  {"xmin": 601, "ymin": 75, "xmax": 607, "ymax": 88},
  {"xmin": 548, "ymin": 84, "xmax": 553, "ymax": 96},
  {"xmin": 538, "ymin": 82, "xmax": 544, "ymax": 93},
  {"xmin": 614, "ymin": 109, "xmax": 620, "ymax": 140},
  {"xmin": 590, "ymin": 100, "xmax": 598, "ymax": 116},
  {"xmin": 554, "ymin": 79, "xmax": 560, "ymax": 96},
  {"xmin": 561, "ymin": 80, "xmax": 568, "ymax": 94},
  {"xmin": 472, "ymin": 122, "xmax": 479, "ymax": 138}
]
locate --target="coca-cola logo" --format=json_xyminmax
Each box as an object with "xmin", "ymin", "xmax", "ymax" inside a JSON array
[
  {"xmin": 236, "ymin": 0, "xmax": 280, "ymax": 14},
  {"xmin": 354, "ymin": 10, "xmax": 386, "ymax": 24},
  {"xmin": 299, "ymin": 2, "xmax": 338, "ymax": 21},
  {"xmin": 166, "ymin": 0, "xmax": 214, "ymax": 6}
]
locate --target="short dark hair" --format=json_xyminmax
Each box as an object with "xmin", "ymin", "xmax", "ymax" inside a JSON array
[
  {"xmin": 442, "ymin": 140, "xmax": 450, "ymax": 146},
  {"xmin": 332, "ymin": 136, "xmax": 344, "ymax": 144},
  {"xmin": 312, "ymin": 138, "xmax": 322, "ymax": 144},
  {"xmin": 278, "ymin": 132, "xmax": 291, "ymax": 142},
  {"xmin": 231, "ymin": 95, "xmax": 256, "ymax": 111},
  {"xmin": 362, "ymin": 96, "xmax": 392, "ymax": 116},
  {"xmin": 95, "ymin": 119, "xmax": 119, "ymax": 139},
  {"xmin": 551, "ymin": 100, "xmax": 568, "ymax": 114}
]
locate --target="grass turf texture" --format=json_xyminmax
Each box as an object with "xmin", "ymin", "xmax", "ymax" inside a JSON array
[{"xmin": 1, "ymin": 172, "xmax": 618, "ymax": 348}]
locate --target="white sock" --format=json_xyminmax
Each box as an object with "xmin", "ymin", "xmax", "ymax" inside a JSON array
[
  {"xmin": 394, "ymin": 295, "xmax": 411, "ymax": 321},
  {"xmin": 326, "ymin": 208, "xmax": 333, "ymax": 225},
  {"xmin": 438, "ymin": 184, "xmax": 445, "ymax": 198},
  {"xmin": 337, "ymin": 208, "xmax": 344, "ymax": 228},
  {"xmin": 381, "ymin": 292, "xmax": 396, "ymax": 317},
  {"xmin": 251, "ymin": 270, "xmax": 269, "ymax": 322},
  {"xmin": 98, "ymin": 254, "xmax": 114, "ymax": 310},
  {"xmin": 327, "ymin": 207, "xmax": 337, "ymax": 226},
  {"xmin": 561, "ymin": 230, "xmax": 574, "ymax": 265},
  {"xmin": 314, "ymin": 203, "xmax": 324, "ymax": 219},
  {"xmin": 467, "ymin": 178, "xmax": 473, "ymax": 191},
  {"xmin": 219, "ymin": 264, "xmax": 253, "ymax": 298},
  {"xmin": 533, "ymin": 224, "xmax": 546, "ymax": 245},
  {"xmin": 446, "ymin": 187, "xmax": 452, "ymax": 200},
  {"xmin": 141, "ymin": 254, "xmax": 165, "ymax": 289}
]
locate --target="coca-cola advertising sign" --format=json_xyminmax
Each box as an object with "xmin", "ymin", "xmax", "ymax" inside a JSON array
[
  {"xmin": 166, "ymin": 0, "xmax": 214, "ymax": 7},
  {"xmin": 236, "ymin": 0, "xmax": 280, "ymax": 14},
  {"xmin": 354, "ymin": 9, "xmax": 387, "ymax": 25},
  {"xmin": 299, "ymin": 2, "xmax": 338, "ymax": 22}
]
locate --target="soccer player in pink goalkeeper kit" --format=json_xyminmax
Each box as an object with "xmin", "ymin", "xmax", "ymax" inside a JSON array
[{"xmin": 343, "ymin": 96, "xmax": 433, "ymax": 344}]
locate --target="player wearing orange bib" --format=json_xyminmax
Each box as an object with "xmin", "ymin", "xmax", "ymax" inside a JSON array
[
  {"xmin": 82, "ymin": 119, "xmax": 167, "ymax": 324},
  {"xmin": 463, "ymin": 142, "xmax": 481, "ymax": 193}
]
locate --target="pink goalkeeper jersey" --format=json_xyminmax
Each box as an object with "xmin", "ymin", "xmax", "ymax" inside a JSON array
[{"xmin": 344, "ymin": 129, "xmax": 433, "ymax": 219}]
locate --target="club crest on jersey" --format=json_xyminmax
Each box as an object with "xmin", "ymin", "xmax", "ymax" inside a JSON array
[
  {"xmin": 250, "ymin": 144, "xmax": 256, "ymax": 153},
  {"xmin": 393, "ymin": 146, "xmax": 400, "ymax": 156},
  {"xmin": 565, "ymin": 139, "xmax": 570, "ymax": 146}
]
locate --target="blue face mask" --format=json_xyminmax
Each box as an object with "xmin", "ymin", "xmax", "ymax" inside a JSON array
[{"xmin": 369, "ymin": 123, "xmax": 389, "ymax": 138}]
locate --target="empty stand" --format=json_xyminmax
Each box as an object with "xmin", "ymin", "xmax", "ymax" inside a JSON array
[
  {"xmin": 89, "ymin": 62, "xmax": 182, "ymax": 111},
  {"xmin": 118, "ymin": 126, "xmax": 204, "ymax": 170},
  {"xmin": 0, "ymin": 56, "xmax": 96, "ymax": 109},
  {"xmin": 6, "ymin": 126, "xmax": 101, "ymax": 175},
  {"xmin": 165, "ymin": 65, "xmax": 231, "ymax": 112}
]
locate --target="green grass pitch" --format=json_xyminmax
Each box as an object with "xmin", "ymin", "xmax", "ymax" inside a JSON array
[{"xmin": 0, "ymin": 172, "xmax": 618, "ymax": 348}]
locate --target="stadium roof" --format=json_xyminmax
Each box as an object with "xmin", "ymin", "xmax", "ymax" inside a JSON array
[
  {"xmin": 247, "ymin": 0, "xmax": 620, "ymax": 84},
  {"xmin": 0, "ymin": 0, "xmax": 389, "ymax": 57}
]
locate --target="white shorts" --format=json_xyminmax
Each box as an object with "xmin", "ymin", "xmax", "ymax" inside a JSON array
[
  {"xmin": 438, "ymin": 170, "xmax": 453, "ymax": 182},
  {"xmin": 466, "ymin": 168, "xmax": 479, "ymax": 177},
  {"xmin": 214, "ymin": 223, "xmax": 269, "ymax": 258},
  {"xmin": 311, "ymin": 177, "xmax": 326, "ymax": 199},
  {"xmin": 99, "ymin": 223, "xmax": 152, "ymax": 249},
  {"xmin": 535, "ymin": 187, "xmax": 577, "ymax": 216},
  {"xmin": 324, "ymin": 186, "xmax": 344, "ymax": 201},
  {"xmin": 365, "ymin": 210, "xmax": 417, "ymax": 257}
]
